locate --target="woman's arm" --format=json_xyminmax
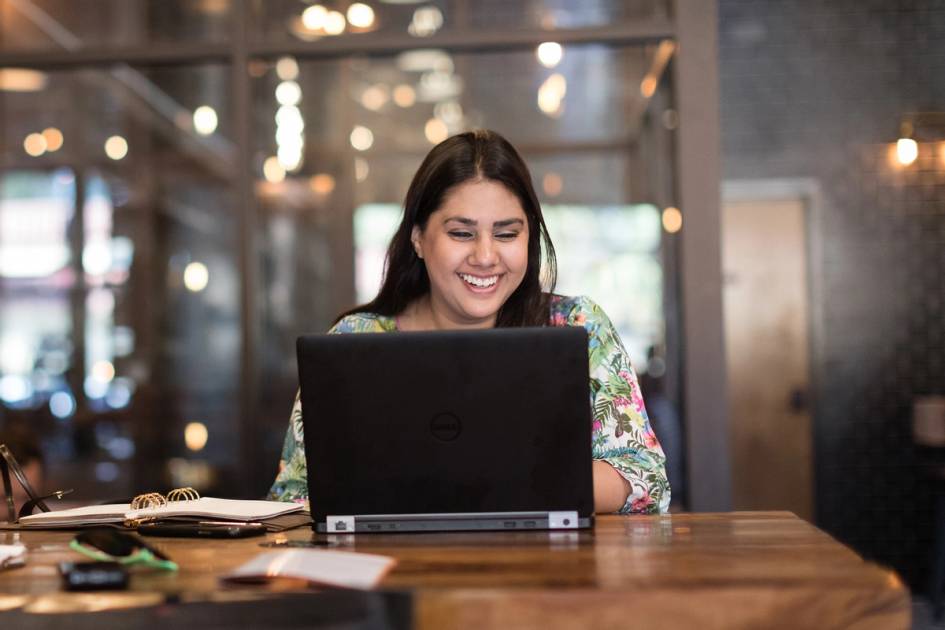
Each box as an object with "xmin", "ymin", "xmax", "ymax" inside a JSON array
[
  {"xmin": 268, "ymin": 314, "xmax": 391, "ymax": 501},
  {"xmin": 593, "ymin": 460, "xmax": 632, "ymax": 513},
  {"xmin": 562, "ymin": 296, "xmax": 671, "ymax": 514}
]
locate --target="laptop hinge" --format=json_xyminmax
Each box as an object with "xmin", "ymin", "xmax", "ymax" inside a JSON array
[
  {"xmin": 548, "ymin": 511, "xmax": 579, "ymax": 529},
  {"xmin": 326, "ymin": 515, "xmax": 355, "ymax": 533}
]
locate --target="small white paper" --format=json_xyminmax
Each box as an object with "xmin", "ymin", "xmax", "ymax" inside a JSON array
[
  {"xmin": 222, "ymin": 549, "xmax": 396, "ymax": 590},
  {"xmin": 0, "ymin": 544, "xmax": 26, "ymax": 569}
]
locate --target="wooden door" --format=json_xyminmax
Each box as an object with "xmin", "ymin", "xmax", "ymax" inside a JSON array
[{"xmin": 722, "ymin": 198, "xmax": 813, "ymax": 521}]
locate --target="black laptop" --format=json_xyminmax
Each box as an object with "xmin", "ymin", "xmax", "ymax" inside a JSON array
[{"xmin": 296, "ymin": 326, "xmax": 595, "ymax": 533}]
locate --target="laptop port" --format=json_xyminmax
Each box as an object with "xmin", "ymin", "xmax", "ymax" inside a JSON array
[
  {"xmin": 524, "ymin": 520, "xmax": 536, "ymax": 528},
  {"xmin": 503, "ymin": 521, "xmax": 516, "ymax": 528},
  {"xmin": 367, "ymin": 523, "xmax": 381, "ymax": 531}
]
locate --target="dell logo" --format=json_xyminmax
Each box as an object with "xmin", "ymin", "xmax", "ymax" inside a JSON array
[{"xmin": 430, "ymin": 412, "xmax": 462, "ymax": 441}]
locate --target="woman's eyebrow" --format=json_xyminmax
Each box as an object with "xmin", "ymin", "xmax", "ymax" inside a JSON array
[
  {"xmin": 493, "ymin": 218, "xmax": 525, "ymax": 228},
  {"xmin": 443, "ymin": 216, "xmax": 477, "ymax": 226},
  {"xmin": 442, "ymin": 216, "xmax": 525, "ymax": 227}
]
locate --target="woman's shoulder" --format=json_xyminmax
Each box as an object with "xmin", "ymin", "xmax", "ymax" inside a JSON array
[
  {"xmin": 329, "ymin": 312, "xmax": 397, "ymax": 334},
  {"xmin": 548, "ymin": 294, "xmax": 609, "ymax": 328}
]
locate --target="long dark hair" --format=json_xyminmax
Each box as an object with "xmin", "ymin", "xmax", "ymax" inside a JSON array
[{"xmin": 338, "ymin": 129, "xmax": 557, "ymax": 327}]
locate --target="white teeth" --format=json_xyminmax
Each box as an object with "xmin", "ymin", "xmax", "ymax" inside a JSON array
[{"xmin": 460, "ymin": 273, "xmax": 498, "ymax": 288}]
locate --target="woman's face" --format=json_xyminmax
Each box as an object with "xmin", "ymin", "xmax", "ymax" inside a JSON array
[{"xmin": 411, "ymin": 179, "xmax": 530, "ymax": 329}]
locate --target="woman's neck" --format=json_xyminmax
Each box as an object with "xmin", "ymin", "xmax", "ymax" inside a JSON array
[{"xmin": 397, "ymin": 295, "xmax": 496, "ymax": 331}]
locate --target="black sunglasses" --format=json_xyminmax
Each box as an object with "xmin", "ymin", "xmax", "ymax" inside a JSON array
[
  {"xmin": 71, "ymin": 527, "xmax": 178, "ymax": 571},
  {"xmin": 0, "ymin": 443, "xmax": 73, "ymax": 523}
]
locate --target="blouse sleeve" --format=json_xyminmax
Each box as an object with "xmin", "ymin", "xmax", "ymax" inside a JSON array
[
  {"xmin": 267, "ymin": 390, "xmax": 308, "ymax": 502},
  {"xmin": 568, "ymin": 296, "xmax": 671, "ymax": 514},
  {"xmin": 267, "ymin": 314, "xmax": 387, "ymax": 502}
]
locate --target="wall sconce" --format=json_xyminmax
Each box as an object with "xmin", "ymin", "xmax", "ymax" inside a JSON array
[
  {"xmin": 896, "ymin": 121, "xmax": 918, "ymax": 166},
  {"xmin": 895, "ymin": 112, "xmax": 945, "ymax": 168}
]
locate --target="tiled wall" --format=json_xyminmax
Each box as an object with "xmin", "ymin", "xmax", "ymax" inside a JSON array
[{"xmin": 719, "ymin": 0, "xmax": 945, "ymax": 588}]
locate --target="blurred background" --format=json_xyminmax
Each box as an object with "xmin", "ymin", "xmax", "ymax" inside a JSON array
[{"xmin": 0, "ymin": 0, "xmax": 941, "ymax": 602}]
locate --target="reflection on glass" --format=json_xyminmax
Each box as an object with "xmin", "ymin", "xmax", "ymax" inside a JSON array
[{"xmin": 0, "ymin": 170, "xmax": 75, "ymax": 415}]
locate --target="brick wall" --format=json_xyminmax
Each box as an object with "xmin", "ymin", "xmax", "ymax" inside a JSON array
[{"xmin": 719, "ymin": 0, "xmax": 945, "ymax": 589}]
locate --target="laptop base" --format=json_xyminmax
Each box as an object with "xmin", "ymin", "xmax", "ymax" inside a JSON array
[{"xmin": 317, "ymin": 511, "xmax": 593, "ymax": 534}]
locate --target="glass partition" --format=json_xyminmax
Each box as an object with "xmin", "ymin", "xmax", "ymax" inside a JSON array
[
  {"xmin": 251, "ymin": 42, "xmax": 677, "ymax": 494},
  {"xmin": 0, "ymin": 0, "xmax": 232, "ymax": 52},
  {"xmin": 0, "ymin": 64, "xmax": 237, "ymax": 500}
]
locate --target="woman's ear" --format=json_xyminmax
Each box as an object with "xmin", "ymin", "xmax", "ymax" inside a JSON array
[{"xmin": 410, "ymin": 226, "xmax": 423, "ymax": 259}]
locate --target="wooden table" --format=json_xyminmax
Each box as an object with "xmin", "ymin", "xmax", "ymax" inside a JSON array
[{"xmin": 0, "ymin": 512, "xmax": 910, "ymax": 629}]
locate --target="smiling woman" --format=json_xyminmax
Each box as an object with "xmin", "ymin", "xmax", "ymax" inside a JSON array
[{"xmin": 270, "ymin": 129, "xmax": 670, "ymax": 514}]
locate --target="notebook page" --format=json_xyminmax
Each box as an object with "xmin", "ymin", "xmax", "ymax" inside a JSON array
[
  {"xmin": 18, "ymin": 503, "xmax": 129, "ymax": 527},
  {"xmin": 126, "ymin": 497, "xmax": 303, "ymax": 522},
  {"xmin": 0, "ymin": 544, "xmax": 26, "ymax": 568},
  {"xmin": 222, "ymin": 549, "xmax": 396, "ymax": 589}
]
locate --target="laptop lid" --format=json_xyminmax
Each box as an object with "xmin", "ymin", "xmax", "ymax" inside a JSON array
[{"xmin": 296, "ymin": 326, "xmax": 595, "ymax": 533}]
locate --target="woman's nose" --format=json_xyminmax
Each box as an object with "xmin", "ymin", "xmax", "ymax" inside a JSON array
[{"xmin": 470, "ymin": 236, "xmax": 498, "ymax": 265}]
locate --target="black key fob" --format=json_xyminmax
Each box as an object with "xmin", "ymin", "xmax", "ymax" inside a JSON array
[{"xmin": 60, "ymin": 561, "xmax": 129, "ymax": 591}]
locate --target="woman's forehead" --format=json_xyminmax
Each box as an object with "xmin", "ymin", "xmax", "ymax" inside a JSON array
[{"xmin": 434, "ymin": 179, "xmax": 526, "ymax": 219}]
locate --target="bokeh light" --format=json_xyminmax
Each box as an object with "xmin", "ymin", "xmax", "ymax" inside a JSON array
[
  {"xmin": 193, "ymin": 105, "xmax": 218, "ymax": 135},
  {"xmin": 104, "ymin": 135, "xmax": 129, "ymax": 160},
  {"xmin": 536, "ymin": 42, "xmax": 563, "ymax": 68},
  {"xmin": 185, "ymin": 422, "xmax": 209, "ymax": 452},
  {"xmin": 183, "ymin": 261, "xmax": 210, "ymax": 292},
  {"xmin": 662, "ymin": 206, "xmax": 683, "ymax": 233}
]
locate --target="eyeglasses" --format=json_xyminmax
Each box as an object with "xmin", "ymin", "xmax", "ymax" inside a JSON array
[
  {"xmin": 70, "ymin": 528, "xmax": 178, "ymax": 572},
  {"xmin": 1, "ymin": 443, "xmax": 72, "ymax": 524}
]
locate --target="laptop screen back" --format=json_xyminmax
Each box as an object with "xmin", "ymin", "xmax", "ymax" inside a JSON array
[{"xmin": 296, "ymin": 326, "xmax": 594, "ymax": 528}]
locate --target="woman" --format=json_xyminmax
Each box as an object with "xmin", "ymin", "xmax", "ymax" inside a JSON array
[{"xmin": 270, "ymin": 129, "xmax": 670, "ymax": 514}]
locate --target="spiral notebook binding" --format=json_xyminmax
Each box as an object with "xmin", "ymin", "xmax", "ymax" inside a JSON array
[{"xmin": 125, "ymin": 487, "xmax": 201, "ymax": 527}]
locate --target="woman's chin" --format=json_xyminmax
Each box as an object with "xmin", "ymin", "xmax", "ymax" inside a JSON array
[{"xmin": 452, "ymin": 301, "xmax": 502, "ymax": 326}]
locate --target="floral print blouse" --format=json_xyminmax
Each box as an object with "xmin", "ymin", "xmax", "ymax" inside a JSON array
[{"xmin": 269, "ymin": 294, "xmax": 671, "ymax": 514}]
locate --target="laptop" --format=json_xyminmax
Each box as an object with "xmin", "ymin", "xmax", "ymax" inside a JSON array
[{"xmin": 296, "ymin": 326, "xmax": 595, "ymax": 533}]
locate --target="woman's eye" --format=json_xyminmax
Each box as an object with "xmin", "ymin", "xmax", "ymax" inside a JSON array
[
  {"xmin": 448, "ymin": 230, "xmax": 473, "ymax": 239},
  {"xmin": 495, "ymin": 232, "xmax": 519, "ymax": 241}
]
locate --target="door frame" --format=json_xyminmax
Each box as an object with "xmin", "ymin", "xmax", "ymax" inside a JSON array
[{"xmin": 721, "ymin": 177, "xmax": 826, "ymax": 523}]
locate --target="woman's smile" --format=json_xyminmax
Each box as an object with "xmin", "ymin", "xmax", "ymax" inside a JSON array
[{"xmin": 458, "ymin": 272, "xmax": 500, "ymax": 291}]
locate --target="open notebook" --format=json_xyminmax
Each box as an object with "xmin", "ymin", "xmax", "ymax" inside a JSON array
[{"xmin": 15, "ymin": 497, "xmax": 305, "ymax": 530}]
